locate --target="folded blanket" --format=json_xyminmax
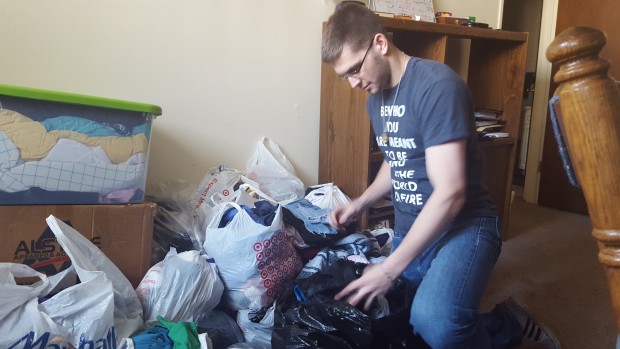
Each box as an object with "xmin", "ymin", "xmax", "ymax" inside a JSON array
[
  {"xmin": 0, "ymin": 109, "xmax": 148, "ymax": 164},
  {"xmin": 0, "ymin": 131, "xmax": 145, "ymax": 194}
]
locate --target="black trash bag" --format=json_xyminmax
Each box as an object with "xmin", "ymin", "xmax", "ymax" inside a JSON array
[
  {"xmin": 273, "ymin": 259, "xmax": 429, "ymax": 349},
  {"xmin": 195, "ymin": 310, "xmax": 245, "ymax": 349},
  {"xmin": 298, "ymin": 259, "xmax": 365, "ymax": 301},
  {"xmin": 272, "ymin": 300, "xmax": 371, "ymax": 349},
  {"xmin": 370, "ymin": 280, "xmax": 429, "ymax": 349},
  {"xmin": 151, "ymin": 204, "xmax": 195, "ymax": 264},
  {"xmin": 272, "ymin": 259, "xmax": 372, "ymax": 349},
  {"xmin": 273, "ymin": 324, "xmax": 353, "ymax": 349}
]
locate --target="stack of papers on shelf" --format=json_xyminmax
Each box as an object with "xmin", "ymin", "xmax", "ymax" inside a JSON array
[
  {"xmin": 477, "ymin": 123, "xmax": 505, "ymax": 133},
  {"xmin": 483, "ymin": 132, "xmax": 510, "ymax": 139},
  {"xmin": 474, "ymin": 108, "xmax": 502, "ymax": 120},
  {"xmin": 474, "ymin": 108, "xmax": 507, "ymax": 139}
]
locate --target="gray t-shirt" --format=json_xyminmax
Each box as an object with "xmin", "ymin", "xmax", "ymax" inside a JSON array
[{"xmin": 367, "ymin": 57, "xmax": 496, "ymax": 236}]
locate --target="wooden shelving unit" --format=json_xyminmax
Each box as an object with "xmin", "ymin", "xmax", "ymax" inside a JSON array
[{"xmin": 318, "ymin": 17, "xmax": 528, "ymax": 235}]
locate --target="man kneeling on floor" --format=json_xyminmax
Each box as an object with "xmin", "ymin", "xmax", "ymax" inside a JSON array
[{"xmin": 323, "ymin": 3, "xmax": 561, "ymax": 349}]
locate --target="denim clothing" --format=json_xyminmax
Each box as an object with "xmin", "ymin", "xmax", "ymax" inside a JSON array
[
  {"xmin": 219, "ymin": 200, "xmax": 278, "ymax": 228},
  {"xmin": 283, "ymin": 199, "xmax": 336, "ymax": 234},
  {"xmin": 392, "ymin": 216, "xmax": 521, "ymax": 348},
  {"xmin": 253, "ymin": 200, "xmax": 278, "ymax": 226},
  {"xmin": 296, "ymin": 232, "xmax": 379, "ymax": 279},
  {"xmin": 219, "ymin": 204, "xmax": 261, "ymax": 228},
  {"xmin": 283, "ymin": 199, "xmax": 339, "ymax": 246}
]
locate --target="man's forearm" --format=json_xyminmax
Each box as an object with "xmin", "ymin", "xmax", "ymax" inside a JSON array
[
  {"xmin": 383, "ymin": 187, "xmax": 465, "ymax": 278},
  {"xmin": 356, "ymin": 160, "xmax": 392, "ymax": 209}
]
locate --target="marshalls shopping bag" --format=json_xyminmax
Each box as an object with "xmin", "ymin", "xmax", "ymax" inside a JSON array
[
  {"xmin": 245, "ymin": 137, "xmax": 305, "ymax": 202},
  {"xmin": 203, "ymin": 202, "xmax": 302, "ymax": 310},
  {"xmin": 0, "ymin": 215, "xmax": 144, "ymax": 348},
  {"xmin": 0, "ymin": 264, "xmax": 70, "ymax": 348}
]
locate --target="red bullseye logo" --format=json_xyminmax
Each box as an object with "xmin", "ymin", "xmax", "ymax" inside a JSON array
[{"xmin": 246, "ymin": 233, "xmax": 304, "ymax": 307}]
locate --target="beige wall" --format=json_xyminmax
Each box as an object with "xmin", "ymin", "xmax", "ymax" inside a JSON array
[{"xmin": 0, "ymin": 0, "xmax": 502, "ymax": 199}]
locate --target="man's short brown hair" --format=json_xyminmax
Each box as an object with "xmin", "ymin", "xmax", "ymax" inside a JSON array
[{"xmin": 321, "ymin": 3, "xmax": 387, "ymax": 64}]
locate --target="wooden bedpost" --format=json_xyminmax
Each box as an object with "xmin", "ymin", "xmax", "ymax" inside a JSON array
[{"xmin": 546, "ymin": 26, "xmax": 620, "ymax": 332}]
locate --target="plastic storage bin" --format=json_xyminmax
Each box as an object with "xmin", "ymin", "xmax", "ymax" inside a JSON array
[{"xmin": 0, "ymin": 84, "xmax": 162, "ymax": 204}]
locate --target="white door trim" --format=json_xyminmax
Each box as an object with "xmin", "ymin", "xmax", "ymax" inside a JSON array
[{"xmin": 522, "ymin": 0, "xmax": 559, "ymax": 203}]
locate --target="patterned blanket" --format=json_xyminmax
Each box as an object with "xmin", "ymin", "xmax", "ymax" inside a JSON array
[{"xmin": 0, "ymin": 131, "xmax": 145, "ymax": 194}]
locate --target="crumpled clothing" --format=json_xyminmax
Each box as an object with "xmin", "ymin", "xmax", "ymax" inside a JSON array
[
  {"xmin": 283, "ymin": 198, "xmax": 339, "ymax": 247},
  {"xmin": 296, "ymin": 232, "xmax": 385, "ymax": 279},
  {"xmin": 155, "ymin": 316, "xmax": 201, "ymax": 349},
  {"xmin": 218, "ymin": 200, "xmax": 278, "ymax": 228},
  {"xmin": 130, "ymin": 316, "xmax": 201, "ymax": 349},
  {"xmin": 130, "ymin": 326, "xmax": 174, "ymax": 349}
]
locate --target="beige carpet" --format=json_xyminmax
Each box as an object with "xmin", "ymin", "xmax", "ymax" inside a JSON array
[{"xmin": 481, "ymin": 195, "xmax": 616, "ymax": 348}]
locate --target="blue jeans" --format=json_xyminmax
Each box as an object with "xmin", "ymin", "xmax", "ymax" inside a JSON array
[
  {"xmin": 283, "ymin": 198, "xmax": 337, "ymax": 235},
  {"xmin": 392, "ymin": 216, "xmax": 521, "ymax": 349}
]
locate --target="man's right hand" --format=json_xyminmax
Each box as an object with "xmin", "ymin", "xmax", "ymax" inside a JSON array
[{"xmin": 329, "ymin": 200, "xmax": 365, "ymax": 232}]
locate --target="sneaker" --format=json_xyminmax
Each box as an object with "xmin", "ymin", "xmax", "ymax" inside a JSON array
[{"xmin": 501, "ymin": 296, "xmax": 562, "ymax": 349}]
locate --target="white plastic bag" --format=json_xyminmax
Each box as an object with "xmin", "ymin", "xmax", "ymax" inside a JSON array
[
  {"xmin": 304, "ymin": 183, "xmax": 352, "ymax": 209},
  {"xmin": 136, "ymin": 248, "xmax": 224, "ymax": 324},
  {"xmin": 245, "ymin": 137, "xmax": 305, "ymax": 202},
  {"xmin": 0, "ymin": 215, "xmax": 144, "ymax": 348},
  {"xmin": 236, "ymin": 180, "xmax": 279, "ymax": 205},
  {"xmin": 211, "ymin": 178, "xmax": 278, "ymax": 208},
  {"xmin": 203, "ymin": 202, "xmax": 302, "ymax": 310},
  {"xmin": 45, "ymin": 215, "xmax": 144, "ymax": 341},
  {"xmin": 0, "ymin": 264, "xmax": 70, "ymax": 348},
  {"xmin": 191, "ymin": 165, "xmax": 244, "ymax": 237},
  {"xmin": 237, "ymin": 303, "xmax": 276, "ymax": 349},
  {"xmin": 204, "ymin": 179, "xmax": 277, "ymax": 238}
]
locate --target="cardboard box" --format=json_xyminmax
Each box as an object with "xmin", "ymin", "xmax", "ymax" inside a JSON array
[{"xmin": 0, "ymin": 202, "xmax": 156, "ymax": 287}]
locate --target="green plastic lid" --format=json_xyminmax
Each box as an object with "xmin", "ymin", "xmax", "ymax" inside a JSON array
[{"xmin": 0, "ymin": 84, "xmax": 162, "ymax": 116}]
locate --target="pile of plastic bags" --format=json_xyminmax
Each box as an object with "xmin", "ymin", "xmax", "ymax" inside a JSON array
[{"xmin": 1, "ymin": 137, "xmax": 403, "ymax": 349}]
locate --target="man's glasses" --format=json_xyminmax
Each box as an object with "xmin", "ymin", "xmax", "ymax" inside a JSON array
[{"xmin": 338, "ymin": 39, "xmax": 374, "ymax": 80}]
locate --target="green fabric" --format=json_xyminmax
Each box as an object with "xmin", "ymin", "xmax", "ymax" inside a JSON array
[{"xmin": 156, "ymin": 315, "xmax": 201, "ymax": 349}]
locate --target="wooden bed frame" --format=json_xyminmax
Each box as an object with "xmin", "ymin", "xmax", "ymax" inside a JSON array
[{"xmin": 546, "ymin": 26, "xmax": 620, "ymax": 335}]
